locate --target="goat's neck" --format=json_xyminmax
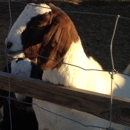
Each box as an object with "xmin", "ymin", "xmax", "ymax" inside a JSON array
[{"xmin": 42, "ymin": 40, "xmax": 101, "ymax": 88}]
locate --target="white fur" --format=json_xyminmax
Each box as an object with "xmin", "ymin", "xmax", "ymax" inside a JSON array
[
  {"xmin": 10, "ymin": 58, "xmax": 32, "ymax": 77},
  {"xmin": 5, "ymin": 3, "xmax": 51, "ymax": 54},
  {"xmin": 33, "ymin": 39, "xmax": 130, "ymax": 130}
]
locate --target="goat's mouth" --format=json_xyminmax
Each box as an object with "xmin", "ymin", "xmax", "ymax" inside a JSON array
[
  {"xmin": 6, "ymin": 50, "xmax": 23, "ymax": 54},
  {"xmin": 5, "ymin": 50, "xmax": 25, "ymax": 58}
]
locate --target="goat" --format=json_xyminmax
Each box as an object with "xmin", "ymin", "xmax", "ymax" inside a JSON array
[
  {"xmin": 5, "ymin": 3, "xmax": 130, "ymax": 130},
  {"xmin": 0, "ymin": 58, "xmax": 42, "ymax": 130}
]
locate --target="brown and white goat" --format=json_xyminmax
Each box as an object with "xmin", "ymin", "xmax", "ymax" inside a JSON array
[{"xmin": 5, "ymin": 3, "xmax": 130, "ymax": 130}]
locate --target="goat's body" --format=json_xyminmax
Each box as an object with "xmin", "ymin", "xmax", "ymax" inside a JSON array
[
  {"xmin": 33, "ymin": 100, "xmax": 129, "ymax": 130},
  {"xmin": 33, "ymin": 40, "xmax": 130, "ymax": 130}
]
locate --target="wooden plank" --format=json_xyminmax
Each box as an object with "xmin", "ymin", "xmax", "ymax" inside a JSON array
[{"xmin": 0, "ymin": 71, "xmax": 130, "ymax": 126}]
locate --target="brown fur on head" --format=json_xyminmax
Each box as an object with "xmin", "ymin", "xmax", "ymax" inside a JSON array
[{"xmin": 24, "ymin": 3, "xmax": 79, "ymax": 70}]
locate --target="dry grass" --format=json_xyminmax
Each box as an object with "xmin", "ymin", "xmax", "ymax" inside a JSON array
[{"xmin": 0, "ymin": 1, "xmax": 130, "ymax": 72}]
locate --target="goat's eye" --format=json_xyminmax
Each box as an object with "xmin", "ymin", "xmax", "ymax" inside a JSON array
[
  {"xmin": 30, "ymin": 25, "xmax": 42, "ymax": 29},
  {"xmin": 36, "ymin": 24, "xmax": 43, "ymax": 28},
  {"xmin": 27, "ymin": 25, "xmax": 33, "ymax": 29},
  {"xmin": 30, "ymin": 26, "xmax": 33, "ymax": 29},
  {"xmin": 37, "ymin": 25, "xmax": 40, "ymax": 27}
]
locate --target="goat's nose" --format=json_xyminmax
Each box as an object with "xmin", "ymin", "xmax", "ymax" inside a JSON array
[{"xmin": 6, "ymin": 42, "xmax": 12, "ymax": 49}]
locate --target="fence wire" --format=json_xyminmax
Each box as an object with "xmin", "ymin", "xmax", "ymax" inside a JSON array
[{"xmin": 0, "ymin": 0, "xmax": 130, "ymax": 130}]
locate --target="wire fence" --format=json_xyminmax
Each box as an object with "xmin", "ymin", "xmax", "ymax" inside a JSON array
[{"xmin": 0, "ymin": 0, "xmax": 130, "ymax": 130}]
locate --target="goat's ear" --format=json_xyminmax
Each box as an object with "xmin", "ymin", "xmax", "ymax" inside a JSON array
[{"xmin": 37, "ymin": 8, "xmax": 79, "ymax": 70}]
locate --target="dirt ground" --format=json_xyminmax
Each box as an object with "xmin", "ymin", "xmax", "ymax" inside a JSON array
[{"xmin": 0, "ymin": 1, "xmax": 130, "ymax": 72}]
